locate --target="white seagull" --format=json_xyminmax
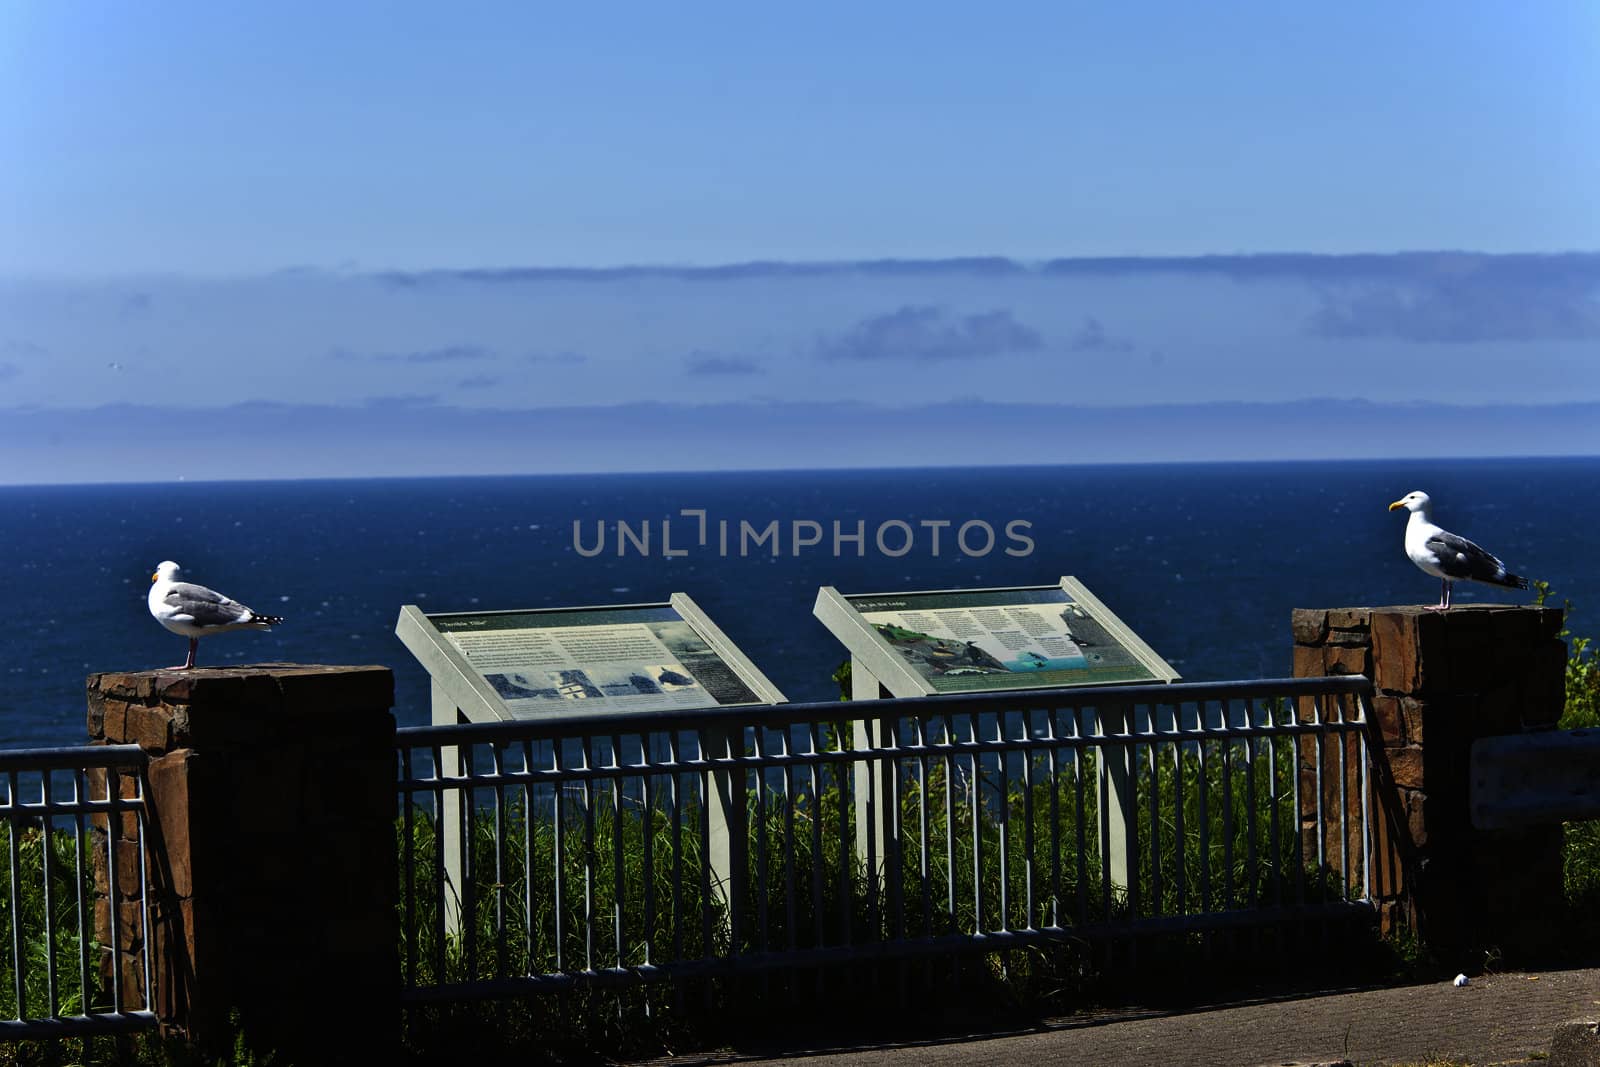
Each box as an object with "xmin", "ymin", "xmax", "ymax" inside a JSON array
[
  {"xmin": 147, "ymin": 560, "xmax": 284, "ymax": 669},
  {"xmin": 1387, "ymin": 491, "xmax": 1528, "ymax": 611}
]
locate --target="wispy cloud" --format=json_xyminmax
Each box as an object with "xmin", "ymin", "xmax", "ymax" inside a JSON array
[
  {"xmin": 1, "ymin": 340, "xmax": 48, "ymax": 359},
  {"xmin": 0, "ymin": 363, "xmax": 18, "ymax": 382},
  {"xmin": 1067, "ymin": 317, "xmax": 1135, "ymax": 353},
  {"xmin": 521, "ymin": 351, "xmax": 587, "ymax": 365},
  {"xmin": 332, "ymin": 344, "xmax": 495, "ymax": 363},
  {"xmin": 456, "ymin": 374, "xmax": 501, "ymax": 389},
  {"xmin": 362, "ymin": 394, "xmax": 440, "ymax": 408},
  {"xmin": 685, "ymin": 352, "xmax": 763, "ymax": 376},
  {"xmin": 818, "ymin": 306, "xmax": 1043, "ymax": 362},
  {"xmin": 1307, "ymin": 271, "xmax": 1600, "ymax": 342},
  {"xmin": 373, "ymin": 257, "xmax": 1025, "ymax": 289}
]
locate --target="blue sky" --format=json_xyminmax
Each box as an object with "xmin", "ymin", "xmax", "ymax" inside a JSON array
[
  {"xmin": 2, "ymin": 3, "xmax": 1598, "ymax": 482},
  {"xmin": 5, "ymin": 3, "xmax": 1597, "ymax": 274}
]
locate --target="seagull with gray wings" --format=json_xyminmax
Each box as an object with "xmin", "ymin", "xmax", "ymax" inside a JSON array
[
  {"xmin": 1388, "ymin": 491, "xmax": 1527, "ymax": 611},
  {"xmin": 147, "ymin": 560, "xmax": 284, "ymax": 669}
]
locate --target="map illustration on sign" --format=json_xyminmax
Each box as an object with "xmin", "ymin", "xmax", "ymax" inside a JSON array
[
  {"xmin": 426, "ymin": 605, "xmax": 762, "ymax": 718},
  {"xmin": 842, "ymin": 585, "xmax": 1174, "ymax": 692}
]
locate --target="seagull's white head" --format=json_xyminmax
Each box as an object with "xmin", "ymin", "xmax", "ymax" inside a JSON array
[
  {"xmin": 152, "ymin": 560, "xmax": 181, "ymax": 584},
  {"xmin": 1388, "ymin": 490, "xmax": 1431, "ymax": 515}
]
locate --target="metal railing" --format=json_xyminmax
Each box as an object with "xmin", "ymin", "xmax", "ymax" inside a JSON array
[
  {"xmin": 395, "ymin": 675, "xmax": 1383, "ymax": 1002},
  {"xmin": 0, "ymin": 745, "xmax": 155, "ymax": 1038}
]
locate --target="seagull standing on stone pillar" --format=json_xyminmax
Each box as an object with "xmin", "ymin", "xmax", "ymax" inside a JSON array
[
  {"xmin": 147, "ymin": 560, "xmax": 284, "ymax": 669},
  {"xmin": 1387, "ymin": 491, "xmax": 1528, "ymax": 611}
]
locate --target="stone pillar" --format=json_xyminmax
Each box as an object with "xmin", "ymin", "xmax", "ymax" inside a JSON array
[
  {"xmin": 87, "ymin": 664, "xmax": 397, "ymax": 1060},
  {"xmin": 1292, "ymin": 605, "xmax": 1567, "ymax": 960}
]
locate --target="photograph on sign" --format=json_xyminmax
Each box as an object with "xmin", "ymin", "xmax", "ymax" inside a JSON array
[
  {"xmin": 846, "ymin": 587, "xmax": 1158, "ymax": 691},
  {"xmin": 432, "ymin": 605, "xmax": 760, "ymax": 717}
]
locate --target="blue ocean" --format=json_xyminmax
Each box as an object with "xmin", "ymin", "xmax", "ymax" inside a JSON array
[{"xmin": 3, "ymin": 458, "xmax": 1596, "ymax": 748}]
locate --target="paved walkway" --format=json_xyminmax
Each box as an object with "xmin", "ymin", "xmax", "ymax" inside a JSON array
[{"xmin": 692, "ymin": 967, "xmax": 1600, "ymax": 1067}]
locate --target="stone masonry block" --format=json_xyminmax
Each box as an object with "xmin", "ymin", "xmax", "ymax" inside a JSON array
[
  {"xmin": 1292, "ymin": 609, "xmax": 1329, "ymax": 645},
  {"xmin": 145, "ymin": 750, "xmax": 195, "ymax": 899},
  {"xmin": 1327, "ymin": 608, "xmax": 1372, "ymax": 632},
  {"xmin": 1388, "ymin": 746, "xmax": 1424, "ymax": 790},
  {"xmin": 1401, "ymin": 698, "xmax": 1425, "ymax": 745},
  {"xmin": 1372, "ymin": 696, "xmax": 1404, "ymax": 745},
  {"xmin": 1293, "ymin": 644, "xmax": 1323, "ymax": 679},
  {"xmin": 1322, "ymin": 644, "xmax": 1369, "ymax": 676}
]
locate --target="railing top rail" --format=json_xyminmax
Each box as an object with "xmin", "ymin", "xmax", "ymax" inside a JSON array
[
  {"xmin": 0, "ymin": 742, "xmax": 147, "ymax": 772},
  {"xmin": 396, "ymin": 674, "xmax": 1372, "ymax": 747}
]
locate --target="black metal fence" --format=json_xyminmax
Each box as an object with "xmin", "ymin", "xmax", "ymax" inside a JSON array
[
  {"xmin": 0, "ymin": 744, "xmax": 155, "ymax": 1038},
  {"xmin": 394, "ymin": 675, "xmax": 1381, "ymax": 1003}
]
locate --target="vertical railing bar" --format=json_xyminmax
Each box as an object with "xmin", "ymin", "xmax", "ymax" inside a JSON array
[
  {"xmin": 1170, "ymin": 705, "xmax": 1186, "ymax": 917},
  {"xmin": 1022, "ymin": 710, "xmax": 1036, "ymax": 931},
  {"xmin": 1196, "ymin": 708, "xmax": 1211, "ymax": 915},
  {"xmin": 969, "ymin": 715, "xmax": 983, "ymax": 934},
  {"xmin": 610, "ymin": 733, "xmax": 625, "ymax": 976},
  {"xmin": 430, "ymin": 744, "xmax": 447, "ymax": 986},
  {"xmin": 40, "ymin": 772, "xmax": 58, "ymax": 1017},
  {"xmin": 1287, "ymin": 697, "xmax": 1306, "ymax": 908},
  {"xmin": 1073, "ymin": 709, "xmax": 1087, "ymax": 928},
  {"xmin": 754, "ymin": 728, "xmax": 770, "ymax": 955},
  {"xmin": 582, "ymin": 736, "xmax": 597, "ymax": 974},
  {"xmin": 552, "ymin": 739, "xmax": 567, "ymax": 974},
  {"xmin": 1221, "ymin": 702, "xmax": 1236, "ymax": 912},
  {"xmin": 134, "ymin": 776, "xmax": 153, "ymax": 1013},
  {"xmin": 1337, "ymin": 703, "xmax": 1351, "ymax": 904},
  {"xmin": 642, "ymin": 735, "xmax": 657, "ymax": 969},
  {"xmin": 667, "ymin": 731, "xmax": 684, "ymax": 966},
  {"xmin": 836, "ymin": 721, "xmax": 851, "ymax": 950},
  {"xmin": 1048, "ymin": 710, "xmax": 1061, "ymax": 929},
  {"xmin": 520, "ymin": 741, "xmax": 535, "ymax": 977},
  {"xmin": 1313, "ymin": 694, "xmax": 1327, "ymax": 905},
  {"xmin": 1267, "ymin": 720, "xmax": 1283, "ymax": 910},
  {"xmin": 73, "ymin": 769, "xmax": 90, "ymax": 1015},
  {"xmin": 781, "ymin": 729, "xmax": 797, "ymax": 954},
  {"xmin": 1245, "ymin": 699, "xmax": 1259, "ymax": 913},
  {"xmin": 917, "ymin": 718, "xmax": 932, "ymax": 939},
  {"xmin": 1146, "ymin": 709, "xmax": 1160, "ymax": 919},
  {"xmin": 943, "ymin": 711, "xmax": 956, "ymax": 933},
  {"xmin": 1097, "ymin": 713, "xmax": 1112, "ymax": 924},
  {"xmin": 808, "ymin": 723, "xmax": 823, "ymax": 951},
  {"xmin": 888, "ymin": 720, "xmax": 904, "ymax": 946},
  {"xmin": 7, "ymin": 773, "xmax": 26, "ymax": 1019},
  {"xmin": 104, "ymin": 766, "xmax": 122, "ymax": 1016},
  {"xmin": 996, "ymin": 715, "xmax": 1010, "ymax": 934},
  {"xmin": 462, "ymin": 743, "xmax": 480, "ymax": 983},
  {"xmin": 401, "ymin": 749, "xmax": 417, "ymax": 989},
  {"xmin": 1358, "ymin": 695, "xmax": 1373, "ymax": 903},
  {"xmin": 703, "ymin": 734, "xmax": 716, "ymax": 965},
  {"xmin": 492, "ymin": 743, "xmax": 508, "ymax": 980}
]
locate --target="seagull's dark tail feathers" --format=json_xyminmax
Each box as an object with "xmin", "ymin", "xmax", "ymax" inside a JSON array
[
  {"xmin": 1491, "ymin": 572, "xmax": 1529, "ymax": 591},
  {"xmin": 251, "ymin": 613, "xmax": 286, "ymax": 627}
]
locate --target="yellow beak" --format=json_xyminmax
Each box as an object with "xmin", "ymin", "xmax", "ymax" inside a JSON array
[
  {"xmin": 151, "ymin": 572, "xmax": 159, "ymax": 582},
  {"xmin": 1388, "ymin": 500, "xmax": 1406, "ymax": 511}
]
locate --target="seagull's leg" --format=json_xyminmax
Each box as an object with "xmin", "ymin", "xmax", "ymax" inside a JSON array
[
  {"xmin": 166, "ymin": 638, "xmax": 196, "ymax": 670},
  {"xmin": 1428, "ymin": 579, "xmax": 1450, "ymax": 612}
]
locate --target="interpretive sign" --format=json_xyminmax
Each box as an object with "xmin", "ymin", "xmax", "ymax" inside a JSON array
[
  {"xmin": 814, "ymin": 577, "xmax": 1178, "ymax": 696},
  {"xmin": 396, "ymin": 594, "xmax": 785, "ymax": 723}
]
